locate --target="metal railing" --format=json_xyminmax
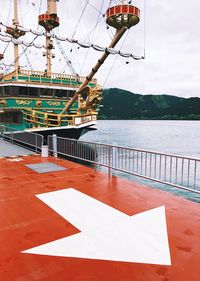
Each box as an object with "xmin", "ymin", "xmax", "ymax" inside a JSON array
[
  {"xmin": 0, "ymin": 125, "xmax": 44, "ymax": 153},
  {"xmin": 48, "ymin": 136, "xmax": 200, "ymax": 194},
  {"xmin": 1, "ymin": 69, "xmax": 97, "ymax": 86},
  {"xmin": 23, "ymin": 109, "xmax": 97, "ymax": 128}
]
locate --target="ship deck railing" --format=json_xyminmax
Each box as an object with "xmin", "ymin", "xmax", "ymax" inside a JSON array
[
  {"xmin": 1, "ymin": 126, "xmax": 200, "ymax": 197},
  {"xmin": 1, "ymin": 70, "xmax": 97, "ymax": 87},
  {"xmin": 48, "ymin": 136, "xmax": 200, "ymax": 196},
  {"xmin": 23, "ymin": 108, "xmax": 97, "ymax": 127},
  {"xmin": 0, "ymin": 124, "xmax": 44, "ymax": 153}
]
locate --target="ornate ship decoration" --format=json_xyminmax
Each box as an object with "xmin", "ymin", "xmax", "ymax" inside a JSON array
[{"xmin": 0, "ymin": 0, "xmax": 143, "ymax": 140}]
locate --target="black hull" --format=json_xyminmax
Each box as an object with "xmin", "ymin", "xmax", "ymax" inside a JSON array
[
  {"xmin": 2, "ymin": 125, "xmax": 97, "ymax": 151},
  {"xmin": 31, "ymin": 125, "xmax": 97, "ymax": 143}
]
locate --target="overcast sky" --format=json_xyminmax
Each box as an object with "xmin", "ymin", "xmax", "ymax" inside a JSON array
[{"xmin": 1, "ymin": 0, "xmax": 200, "ymax": 98}]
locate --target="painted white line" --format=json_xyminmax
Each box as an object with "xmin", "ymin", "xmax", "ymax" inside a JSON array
[
  {"xmin": 22, "ymin": 188, "xmax": 171, "ymax": 265},
  {"xmin": 7, "ymin": 158, "xmax": 23, "ymax": 162}
]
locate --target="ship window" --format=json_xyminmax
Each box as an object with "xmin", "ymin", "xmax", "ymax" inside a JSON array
[
  {"xmin": 54, "ymin": 89, "xmax": 67, "ymax": 98},
  {"xmin": 68, "ymin": 90, "xmax": 75, "ymax": 98},
  {"xmin": 4, "ymin": 86, "xmax": 12, "ymax": 96},
  {"xmin": 29, "ymin": 87, "xmax": 38, "ymax": 97},
  {"xmin": 40, "ymin": 88, "xmax": 53, "ymax": 97},
  {"xmin": 12, "ymin": 86, "xmax": 19, "ymax": 96},
  {"xmin": 0, "ymin": 111, "xmax": 23, "ymax": 124},
  {"xmin": 53, "ymin": 89, "xmax": 75, "ymax": 99},
  {"xmin": 2, "ymin": 86, "xmax": 21, "ymax": 96},
  {"xmin": 0, "ymin": 87, "xmax": 3, "ymax": 96},
  {"xmin": 0, "ymin": 86, "xmax": 29, "ymax": 97},
  {"xmin": 19, "ymin": 86, "xmax": 28, "ymax": 96}
]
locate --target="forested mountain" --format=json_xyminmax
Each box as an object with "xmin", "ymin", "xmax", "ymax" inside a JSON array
[{"xmin": 99, "ymin": 88, "xmax": 200, "ymax": 120}]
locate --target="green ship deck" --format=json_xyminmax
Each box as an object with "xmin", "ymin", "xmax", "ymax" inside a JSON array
[{"xmin": 0, "ymin": 70, "xmax": 97, "ymax": 88}]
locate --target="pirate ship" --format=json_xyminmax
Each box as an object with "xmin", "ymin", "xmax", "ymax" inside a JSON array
[{"xmin": 0, "ymin": 0, "xmax": 142, "ymax": 140}]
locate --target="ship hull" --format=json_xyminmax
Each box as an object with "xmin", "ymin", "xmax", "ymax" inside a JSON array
[
  {"xmin": 1, "ymin": 122, "xmax": 97, "ymax": 152},
  {"xmin": 25, "ymin": 122, "xmax": 97, "ymax": 141}
]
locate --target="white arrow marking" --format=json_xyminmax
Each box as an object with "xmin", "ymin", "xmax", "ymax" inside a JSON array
[
  {"xmin": 7, "ymin": 158, "xmax": 23, "ymax": 162},
  {"xmin": 22, "ymin": 188, "xmax": 171, "ymax": 265}
]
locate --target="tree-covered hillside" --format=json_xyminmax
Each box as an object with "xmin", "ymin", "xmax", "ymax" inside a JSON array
[{"xmin": 99, "ymin": 88, "xmax": 200, "ymax": 120}]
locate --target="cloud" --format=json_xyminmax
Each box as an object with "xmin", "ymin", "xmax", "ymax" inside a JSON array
[{"xmin": 1, "ymin": 0, "xmax": 199, "ymax": 98}]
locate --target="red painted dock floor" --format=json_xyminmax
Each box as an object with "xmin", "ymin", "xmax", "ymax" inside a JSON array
[{"xmin": 0, "ymin": 154, "xmax": 200, "ymax": 281}]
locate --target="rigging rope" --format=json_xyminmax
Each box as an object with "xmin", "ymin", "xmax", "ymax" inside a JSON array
[
  {"xmin": 0, "ymin": 32, "xmax": 144, "ymax": 60},
  {"xmin": 54, "ymin": 35, "xmax": 78, "ymax": 76},
  {"xmin": 3, "ymin": 42, "xmax": 10, "ymax": 55},
  {"xmin": 65, "ymin": 0, "xmax": 91, "ymax": 73},
  {"xmin": 21, "ymin": 46, "xmax": 34, "ymax": 70},
  {"xmin": 71, "ymin": 0, "xmax": 90, "ymax": 40},
  {"xmin": 10, "ymin": 0, "xmax": 43, "ymax": 70},
  {"xmin": 80, "ymin": 0, "xmax": 105, "ymax": 74},
  {"xmin": 3, "ymin": 34, "xmax": 40, "ymax": 72},
  {"xmin": 103, "ymin": 29, "xmax": 130, "ymax": 87},
  {"xmin": 84, "ymin": 0, "xmax": 104, "ymax": 15},
  {"xmin": 39, "ymin": 0, "xmax": 42, "ymax": 13},
  {"xmin": 0, "ymin": 0, "xmax": 146, "ymax": 70}
]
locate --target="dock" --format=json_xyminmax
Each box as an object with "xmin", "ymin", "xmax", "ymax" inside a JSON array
[
  {"xmin": 0, "ymin": 141, "xmax": 200, "ymax": 281},
  {"xmin": 0, "ymin": 139, "xmax": 34, "ymax": 158}
]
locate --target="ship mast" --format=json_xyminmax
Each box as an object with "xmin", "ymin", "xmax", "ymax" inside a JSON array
[
  {"xmin": 61, "ymin": 0, "xmax": 140, "ymax": 115},
  {"xmin": 6, "ymin": 0, "xmax": 26, "ymax": 73},
  {"xmin": 39, "ymin": 0, "xmax": 60, "ymax": 74},
  {"xmin": 13, "ymin": 0, "xmax": 19, "ymax": 71}
]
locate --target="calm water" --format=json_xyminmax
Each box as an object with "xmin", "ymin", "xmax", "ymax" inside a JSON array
[{"xmin": 81, "ymin": 120, "xmax": 200, "ymax": 202}]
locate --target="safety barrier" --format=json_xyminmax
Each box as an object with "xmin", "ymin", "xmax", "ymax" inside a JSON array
[
  {"xmin": 0, "ymin": 125, "xmax": 44, "ymax": 153},
  {"xmin": 48, "ymin": 135, "xmax": 200, "ymax": 194}
]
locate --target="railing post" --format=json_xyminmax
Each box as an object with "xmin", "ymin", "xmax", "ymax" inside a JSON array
[
  {"xmin": 12, "ymin": 129, "xmax": 14, "ymax": 144},
  {"xmin": 35, "ymin": 134, "xmax": 38, "ymax": 153},
  {"xmin": 0, "ymin": 125, "xmax": 2, "ymax": 139},
  {"xmin": 2, "ymin": 126, "xmax": 5, "ymax": 140},
  {"xmin": 2, "ymin": 130, "xmax": 198, "ymax": 194},
  {"xmin": 10, "ymin": 129, "xmax": 13, "ymax": 144},
  {"xmin": 112, "ymin": 143, "xmax": 117, "ymax": 175},
  {"xmin": 52, "ymin": 134, "xmax": 58, "ymax": 158},
  {"xmin": 108, "ymin": 145, "xmax": 112, "ymax": 178},
  {"xmin": 47, "ymin": 135, "xmax": 50, "ymax": 154},
  {"xmin": 94, "ymin": 143, "xmax": 97, "ymax": 171}
]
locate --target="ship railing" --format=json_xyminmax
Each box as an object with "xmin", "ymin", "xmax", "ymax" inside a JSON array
[
  {"xmin": 1, "ymin": 69, "xmax": 97, "ymax": 86},
  {"xmin": 1, "ymin": 70, "xmax": 16, "ymax": 81},
  {"xmin": 0, "ymin": 125, "xmax": 44, "ymax": 153},
  {"xmin": 23, "ymin": 109, "xmax": 97, "ymax": 127},
  {"xmin": 48, "ymin": 136, "xmax": 200, "ymax": 195}
]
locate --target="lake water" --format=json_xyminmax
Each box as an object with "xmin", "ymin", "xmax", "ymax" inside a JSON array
[{"xmin": 81, "ymin": 120, "xmax": 200, "ymax": 202}]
